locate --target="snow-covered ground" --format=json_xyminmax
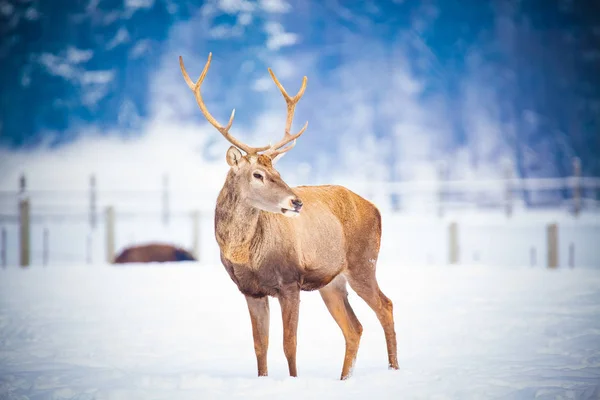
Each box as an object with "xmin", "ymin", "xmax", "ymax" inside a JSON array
[{"xmin": 1, "ymin": 262, "xmax": 599, "ymax": 399}]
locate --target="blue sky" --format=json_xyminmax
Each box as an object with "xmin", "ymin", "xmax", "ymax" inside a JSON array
[{"xmin": 0, "ymin": 0, "xmax": 598, "ymax": 195}]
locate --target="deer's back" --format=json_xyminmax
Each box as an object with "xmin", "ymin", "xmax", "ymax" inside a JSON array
[
  {"xmin": 293, "ymin": 184, "xmax": 381, "ymax": 234},
  {"xmin": 290, "ymin": 184, "xmax": 382, "ymax": 268}
]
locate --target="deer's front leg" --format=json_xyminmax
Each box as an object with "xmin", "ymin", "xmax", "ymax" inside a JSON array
[
  {"xmin": 245, "ymin": 295, "xmax": 270, "ymax": 377},
  {"xmin": 278, "ymin": 287, "xmax": 300, "ymax": 377}
]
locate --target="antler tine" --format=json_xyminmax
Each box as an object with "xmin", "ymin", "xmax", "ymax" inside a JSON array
[
  {"xmin": 179, "ymin": 53, "xmax": 271, "ymax": 154},
  {"xmin": 264, "ymin": 68, "xmax": 309, "ymax": 157}
]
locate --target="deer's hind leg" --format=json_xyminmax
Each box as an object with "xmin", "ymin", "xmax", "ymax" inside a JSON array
[
  {"xmin": 319, "ymin": 274, "xmax": 363, "ymax": 380},
  {"xmin": 345, "ymin": 257, "xmax": 399, "ymax": 370}
]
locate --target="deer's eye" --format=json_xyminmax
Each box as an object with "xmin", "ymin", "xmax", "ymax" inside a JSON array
[{"xmin": 253, "ymin": 172, "xmax": 264, "ymax": 180}]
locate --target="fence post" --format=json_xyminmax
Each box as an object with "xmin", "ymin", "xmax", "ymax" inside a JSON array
[
  {"xmin": 106, "ymin": 206, "xmax": 115, "ymax": 264},
  {"xmin": 1, "ymin": 227, "xmax": 6, "ymax": 267},
  {"xmin": 90, "ymin": 174, "xmax": 97, "ymax": 230},
  {"xmin": 162, "ymin": 174, "xmax": 169, "ymax": 226},
  {"xmin": 191, "ymin": 210, "xmax": 200, "ymax": 262},
  {"xmin": 437, "ymin": 161, "xmax": 447, "ymax": 218},
  {"xmin": 448, "ymin": 221, "xmax": 459, "ymax": 265},
  {"xmin": 43, "ymin": 228, "xmax": 49, "ymax": 266},
  {"xmin": 504, "ymin": 160, "xmax": 513, "ymax": 218},
  {"xmin": 572, "ymin": 157, "xmax": 581, "ymax": 217},
  {"xmin": 19, "ymin": 173, "xmax": 30, "ymax": 268},
  {"xmin": 547, "ymin": 223, "xmax": 558, "ymax": 269},
  {"xmin": 86, "ymin": 233, "xmax": 92, "ymax": 265},
  {"xmin": 19, "ymin": 174, "xmax": 26, "ymax": 195},
  {"xmin": 19, "ymin": 199, "xmax": 30, "ymax": 267},
  {"xmin": 530, "ymin": 246, "xmax": 536, "ymax": 267},
  {"xmin": 568, "ymin": 242, "xmax": 575, "ymax": 269}
]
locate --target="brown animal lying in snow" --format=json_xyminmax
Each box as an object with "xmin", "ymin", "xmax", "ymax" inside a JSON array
[{"xmin": 113, "ymin": 243, "xmax": 196, "ymax": 264}]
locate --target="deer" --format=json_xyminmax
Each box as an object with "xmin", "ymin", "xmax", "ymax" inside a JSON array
[
  {"xmin": 179, "ymin": 53, "xmax": 399, "ymax": 380},
  {"xmin": 112, "ymin": 243, "xmax": 196, "ymax": 264}
]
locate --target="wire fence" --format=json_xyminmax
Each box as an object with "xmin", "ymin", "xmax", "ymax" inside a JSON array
[{"xmin": 1, "ymin": 167, "xmax": 599, "ymax": 268}]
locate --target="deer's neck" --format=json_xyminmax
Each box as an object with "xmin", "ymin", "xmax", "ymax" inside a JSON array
[{"xmin": 215, "ymin": 172, "xmax": 262, "ymax": 265}]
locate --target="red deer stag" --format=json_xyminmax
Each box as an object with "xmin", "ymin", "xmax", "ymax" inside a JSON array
[{"xmin": 179, "ymin": 53, "xmax": 398, "ymax": 380}]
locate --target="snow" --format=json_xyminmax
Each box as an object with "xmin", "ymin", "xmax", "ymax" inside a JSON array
[{"xmin": 1, "ymin": 262, "xmax": 599, "ymax": 399}]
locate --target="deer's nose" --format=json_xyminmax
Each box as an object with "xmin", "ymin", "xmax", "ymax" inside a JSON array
[{"xmin": 291, "ymin": 198, "xmax": 303, "ymax": 211}]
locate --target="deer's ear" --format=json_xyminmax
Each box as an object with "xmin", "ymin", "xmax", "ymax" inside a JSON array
[{"xmin": 226, "ymin": 146, "xmax": 244, "ymax": 167}]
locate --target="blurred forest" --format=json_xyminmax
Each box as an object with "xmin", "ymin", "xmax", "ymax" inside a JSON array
[{"xmin": 0, "ymin": 0, "xmax": 599, "ymax": 182}]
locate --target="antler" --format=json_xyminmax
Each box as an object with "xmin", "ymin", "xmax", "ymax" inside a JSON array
[
  {"xmin": 263, "ymin": 68, "xmax": 308, "ymax": 158},
  {"xmin": 179, "ymin": 53, "xmax": 271, "ymax": 155}
]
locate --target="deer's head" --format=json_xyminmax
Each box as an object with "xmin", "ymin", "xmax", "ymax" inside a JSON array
[{"xmin": 179, "ymin": 53, "xmax": 307, "ymax": 217}]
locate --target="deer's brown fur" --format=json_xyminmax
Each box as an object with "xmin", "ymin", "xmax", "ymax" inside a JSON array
[
  {"xmin": 214, "ymin": 153, "xmax": 398, "ymax": 379},
  {"xmin": 179, "ymin": 53, "xmax": 399, "ymax": 380}
]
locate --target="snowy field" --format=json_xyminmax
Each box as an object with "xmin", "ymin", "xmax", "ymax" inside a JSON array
[{"xmin": 1, "ymin": 262, "xmax": 600, "ymax": 399}]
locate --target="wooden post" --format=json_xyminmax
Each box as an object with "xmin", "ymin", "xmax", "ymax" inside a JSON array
[
  {"xmin": 43, "ymin": 228, "xmax": 49, "ymax": 266},
  {"xmin": 437, "ymin": 161, "xmax": 447, "ymax": 218},
  {"xmin": 547, "ymin": 223, "xmax": 558, "ymax": 269},
  {"xmin": 86, "ymin": 234, "xmax": 92, "ymax": 265},
  {"xmin": 568, "ymin": 242, "xmax": 575, "ymax": 269},
  {"xmin": 105, "ymin": 206, "xmax": 115, "ymax": 264},
  {"xmin": 19, "ymin": 174, "xmax": 29, "ymax": 267},
  {"xmin": 19, "ymin": 175, "xmax": 31, "ymax": 267},
  {"xmin": 19, "ymin": 174, "xmax": 26, "ymax": 195},
  {"xmin": 572, "ymin": 157, "xmax": 581, "ymax": 217},
  {"xmin": 90, "ymin": 174, "xmax": 97, "ymax": 230},
  {"xmin": 19, "ymin": 201, "xmax": 30, "ymax": 268},
  {"xmin": 1, "ymin": 227, "xmax": 6, "ymax": 267},
  {"xmin": 162, "ymin": 174, "xmax": 169, "ymax": 226},
  {"xmin": 191, "ymin": 210, "xmax": 200, "ymax": 262},
  {"xmin": 504, "ymin": 160, "xmax": 513, "ymax": 218},
  {"xmin": 448, "ymin": 221, "xmax": 459, "ymax": 265}
]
